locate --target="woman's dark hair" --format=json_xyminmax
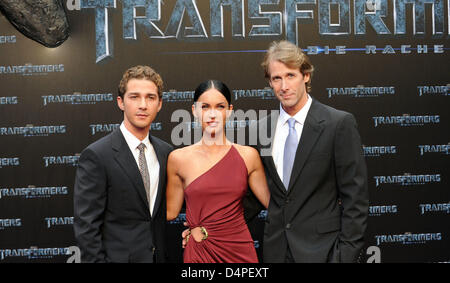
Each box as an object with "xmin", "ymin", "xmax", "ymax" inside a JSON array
[{"xmin": 193, "ymin": 80, "xmax": 232, "ymax": 105}]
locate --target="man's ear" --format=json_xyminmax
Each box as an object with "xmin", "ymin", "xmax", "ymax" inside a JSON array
[
  {"xmin": 157, "ymin": 97, "xmax": 162, "ymax": 112},
  {"xmin": 303, "ymin": 73, "xmax": 311, "ymax": 83},
  {"xmin": 117, "ymin": 96, "xmax": 124, "ymax": 111}
]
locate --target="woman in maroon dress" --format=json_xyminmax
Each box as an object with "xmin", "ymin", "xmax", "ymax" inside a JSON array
[{"xmin": 166, "ymin": 80, "xmax": 270, "ymax": 263}]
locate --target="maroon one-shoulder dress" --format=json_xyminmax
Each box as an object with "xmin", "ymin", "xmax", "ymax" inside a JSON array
[{"xmin": 183, "ymin": 146, "xmax": 258, "ymax": 263}]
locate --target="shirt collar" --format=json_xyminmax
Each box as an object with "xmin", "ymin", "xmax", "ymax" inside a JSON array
[
  {"xmin": 279, "ymin": 94, "xmax": 312, "ymax": 126},
  {"xmin": 120, "ymin": 122, "xmax": 150, "ymax": 151}
]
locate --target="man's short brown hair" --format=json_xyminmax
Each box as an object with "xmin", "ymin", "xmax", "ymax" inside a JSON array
[
  {"xmin": 118, "ymin": 65, "xmax": 164, "ymax": 99},
  {"xmin": 262, "ymin": 40, "xmax": 314, "ymax": 93}
]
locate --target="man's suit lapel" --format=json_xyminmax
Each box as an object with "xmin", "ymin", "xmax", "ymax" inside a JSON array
[
  {"xmin": 258, "ymin": 112, "xmax": 286, "ymax": 195},
  {"xmin": 262, "ymin": 154, "xmax": 286, "ymax": 194},
  {"xmin": 149, "ymin": 135, "xmax": 167, "ymax": 218},
  {"xmin": 287, "ymin": 99, "xmax": 325, "ymax": 193},
  {"xmin": 112, "ymin": 129, "xmax": 150, "ymax": 212}
]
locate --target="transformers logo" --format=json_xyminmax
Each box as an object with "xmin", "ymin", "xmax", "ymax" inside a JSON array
[{"xmin": 66, "ymin": 0, "xmax": 449, "ymax": 63}]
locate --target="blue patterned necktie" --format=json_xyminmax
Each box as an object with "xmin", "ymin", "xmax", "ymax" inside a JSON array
[{"xmin": 283, "ymin": 118, "xmax": 298, "ymax": 190}]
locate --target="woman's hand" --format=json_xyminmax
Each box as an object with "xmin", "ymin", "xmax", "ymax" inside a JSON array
[
  {"xmin": 182, "ymin": 222, "xmax": 190, "ymax": 248},
  {"xmin": 182, "ymin": 222, "xmax": 208, "ymax": 245},
  {"xmin": 190, "ymin": 227, "xmax": 208, "ymax": 242}
]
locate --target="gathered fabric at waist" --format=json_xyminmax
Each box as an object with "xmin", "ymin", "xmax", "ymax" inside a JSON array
[{"xmin": 186, "ymin": 208, "xmax": 248, "ymax": 239}]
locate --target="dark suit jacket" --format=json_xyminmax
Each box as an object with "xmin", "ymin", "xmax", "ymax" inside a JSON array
[
  {"xmin": 74, "ymin": 128, "xmax": 173, "ymax": 262},
  {"xmin": 252, "ymin": 98, "xmax": 369, "ymax": 263}
]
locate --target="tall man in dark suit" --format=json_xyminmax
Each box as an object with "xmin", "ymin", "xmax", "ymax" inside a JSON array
[
  {"xmin": 74, "ymin": 65, "xmax": 173, "ymax": 262},
  {"xmin": 258, "ymin": 41, "xmax": 369, "ymax": 262}
]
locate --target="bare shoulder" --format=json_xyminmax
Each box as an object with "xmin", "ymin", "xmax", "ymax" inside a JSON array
[
  {"xmin": 233, "ymin": 144, "xmax": 260, "ymax": 163},
  {"xmin": 168, "ymin": 146, "xmax": 195, "ymax": 165}
]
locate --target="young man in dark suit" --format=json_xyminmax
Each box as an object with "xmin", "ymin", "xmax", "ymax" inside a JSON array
[
  {"xmin": 74, "ymin": 65, "xmax": 173, "ymax": 262},
  {"xmin": 257, "ymin": 41, "xmax": 369, "ymax": 263}
]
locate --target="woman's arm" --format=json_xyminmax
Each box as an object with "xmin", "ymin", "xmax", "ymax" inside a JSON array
[
  {"xmin": 166, "ymin": 150, "xmax": 185, "ymax": 221},
  {"xmin": 245, "ymin": 147, "xmax": 270, "ymax": 209}
]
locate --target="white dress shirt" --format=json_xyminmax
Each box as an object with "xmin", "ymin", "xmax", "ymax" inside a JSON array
[
  {"xmin": 120, "ymin": 122, "xmax": 160, "ymax": 216},
  {"xmin": 271, "ymin": 94, "xmax": 312, "ymax": 182}
]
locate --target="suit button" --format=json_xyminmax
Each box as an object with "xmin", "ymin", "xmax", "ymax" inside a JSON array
[
  {"xmin": 286, "ymin": 223, "xmax": 291, "ymax": 229},
  {"xmin": 285, "ymin": 198, "xmax": 290, "ymax": 204}
]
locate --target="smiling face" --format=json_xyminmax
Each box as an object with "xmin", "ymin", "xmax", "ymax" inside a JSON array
[
  {"xmin": 192, "ymin": 88, "xmax": 233, "ymax": 138},
  {"xmin": 117, "ymin": 78, "xmax": 162, "ymax": 139},
  {"xmin": 268, "ymin": 60, "xmax": 310, "ymax": 116}
]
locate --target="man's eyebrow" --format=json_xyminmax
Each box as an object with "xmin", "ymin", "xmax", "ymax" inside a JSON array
[{"xmin": 128, "ymin": 92, "xmax": 157, "ymax": 95}]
